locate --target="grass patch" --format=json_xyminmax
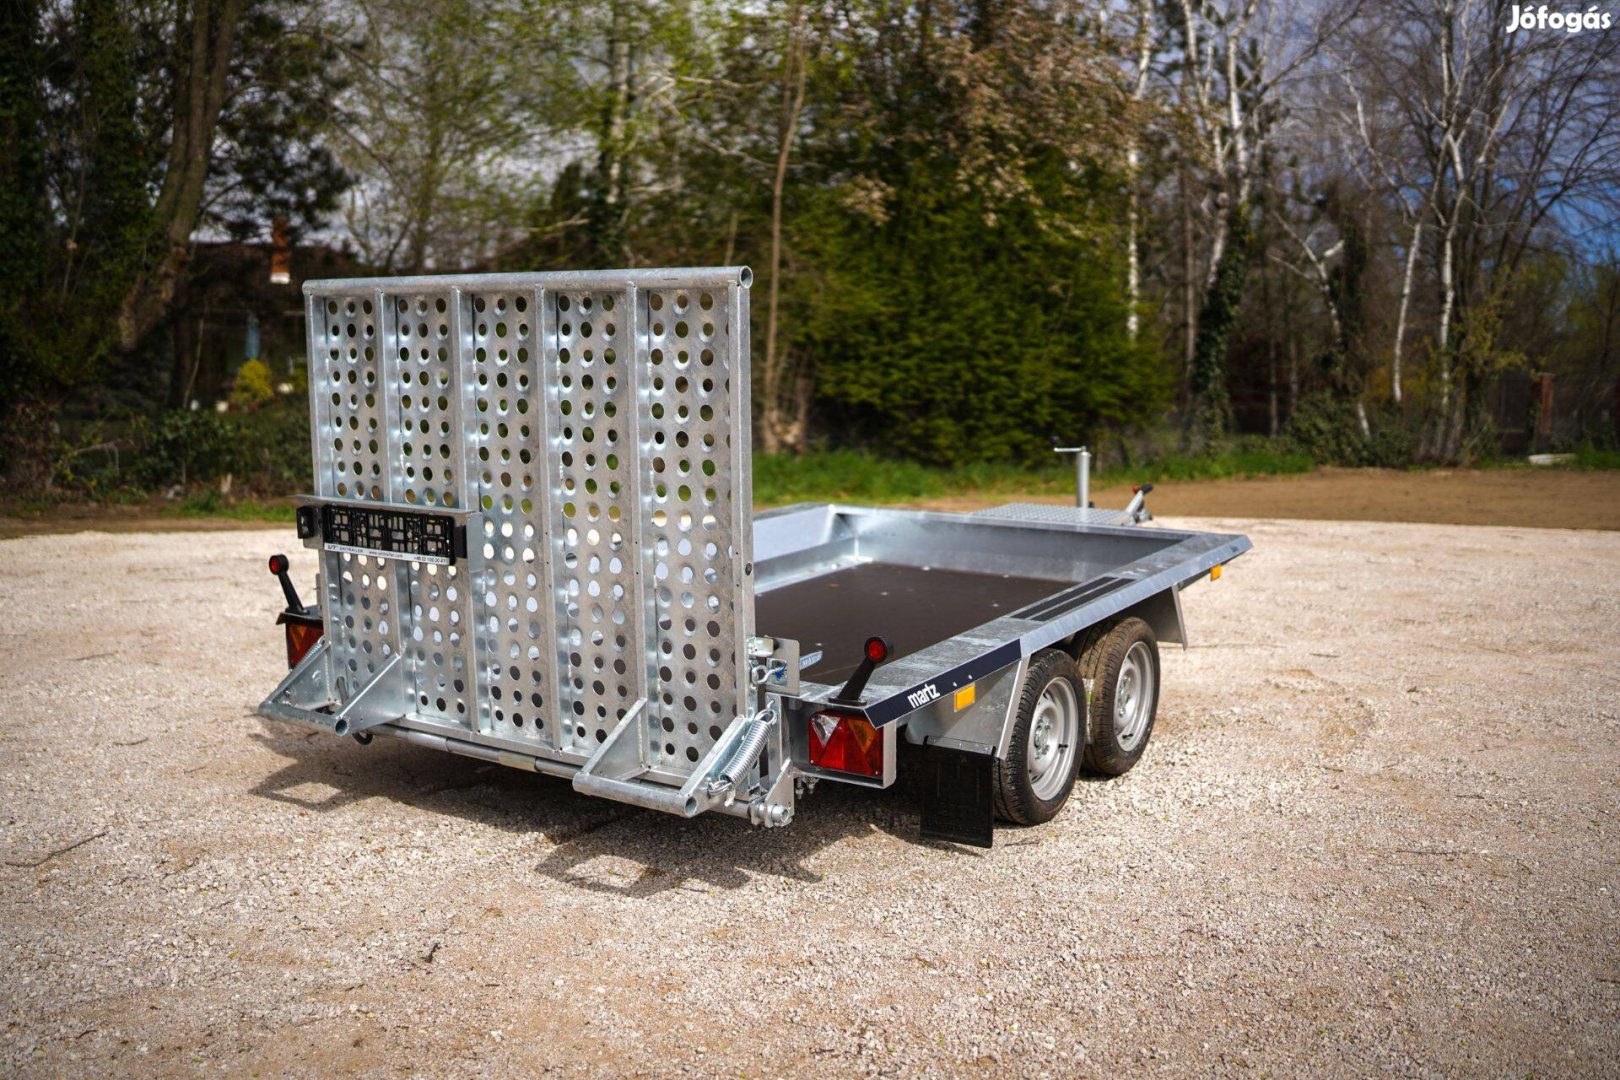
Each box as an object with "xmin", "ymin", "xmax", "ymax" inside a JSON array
[
  {"xmin": 753, "ymin": 446, "xmax": 1318, "ymax": 506},
  {"xmin": 1125, "ymin": 446, "xmax": 1317, "ymax": 484},
  {"xmin": 752, "ymin": 451, "xmax": 1076, "ymax": 506},
  {"xmin": 165, "ymin": 492, "xmax": 297, "ymax": 522},
  {"xmin": 1572, "ymin": 444, "xmax": 1620, "ymax": 470}
]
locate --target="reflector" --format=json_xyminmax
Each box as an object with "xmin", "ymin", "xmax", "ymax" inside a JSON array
[
  {"xmin": 864, "ymin": 636, "xmax": 890, "ymax": 664},
  {"xmin": 807, "ymin": 710, "xmax": 884, "ymax": 777},
  {"xmin": 281, "ymin": 617, "xmax": 323, "ymax": 669}
]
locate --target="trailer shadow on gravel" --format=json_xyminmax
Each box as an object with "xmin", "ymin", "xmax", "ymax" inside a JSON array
[{"xmin": 247, "ymin": 719, "xmax": 977, "ymax": 899}]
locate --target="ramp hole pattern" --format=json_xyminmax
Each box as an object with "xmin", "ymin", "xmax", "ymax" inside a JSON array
[
  {"xmin": 643, "ymin": 287, "xmax": 738, "ymax": 768},
  {"xmin": 381, "ymin": 291, "xmax": 470, "ymax": 728},
  {"xmin": 319, "ymin": 295, "xmax": 382, "ymax": 500},
  {"xmin": 390, "ymin": 293, "xmax": 457, "ymax": 509},
  {"xmin": 407, "ymin": 560, "xmax": 469, "ymax": 725},
  {"xmin": 470, "ymin": 290, "xmax": 549, "ymax": 743},
  {"xmin": 318, "ymin": 294, "xmax": 396, "ymax": 698},
  {"xmin": 552, "ymin": 290, "xmax": 634, "ymax": 753},
  {"xmin": 333, "ymin": 553, "xmax": 393, "ymax": 702}
]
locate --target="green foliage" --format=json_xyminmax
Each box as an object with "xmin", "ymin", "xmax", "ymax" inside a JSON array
[
  {"xmin": 1187, "ymin": 207, "xmax": 1251, "ymax": 449},
  {"xmin": 1283, "ymin": 393, "xmax": 1413, "ymax": 468},
  {"xmin": 134, "ymin": 397, "xmax": 310, "ymax": 494},
  {"xmin": 168, "ymin": 495, "xmax": 297, "ymax": 521},
  {"xmin": 231, "ymin": 359, "xmax": 275, "ymax": 408},
  {"xmin": 0, "ymin": 0, "xmax": 47, "ymax": 405},
  {"xmin": 1128, "ymin": 442, "xmax": 1317, "ymax": 482},
  {"xmin": 776, "ymin": 4, "xmax": 1164, "ymax": 466},
  {"xmin": 1, "ymin": 0, "xmax": 350, "ymax": 493},
  {"xmin": 1572, "ymin": 444, "xmax": 1620, "ymax": 470},
  {"xmin": 1281, "ymin": 393, "xmax": 1363, "ymax": 465},
  {"xmin": 798, "ymin": 178, "xmax": 1162, "ymax": 465},
  {"xmin": 137, "ymin": 410, "xmax": 237, "ymax": 489},
  {"xmin": 209, "ymin": 5, "xmax": 349, "ymax": 241}
]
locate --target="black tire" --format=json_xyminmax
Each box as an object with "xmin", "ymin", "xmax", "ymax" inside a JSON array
[
  {"xmin": 1079, "ymin": 617, "xmax": 1160, "ymax": 776},
  {"xmin": 993, "ymin": 649, "xmax": 1083, "ymax": 826}
]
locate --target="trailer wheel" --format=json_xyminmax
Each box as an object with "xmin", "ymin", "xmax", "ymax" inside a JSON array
[
  {"xmin": 993, "ymin": 649, "xmax": 1082, "ymax": 826},
  {"xmin": 1080, "ymin": 617, "xmax": 1160, "ymax": 776}
]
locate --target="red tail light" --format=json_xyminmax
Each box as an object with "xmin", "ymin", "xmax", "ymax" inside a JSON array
[
  {"xmin": 808, "ymin": 710, "xmax": 884, "ymax": 777},
  {"xmin": 280, "ymin": 615, "xmax": 323, "ymax": 668}
]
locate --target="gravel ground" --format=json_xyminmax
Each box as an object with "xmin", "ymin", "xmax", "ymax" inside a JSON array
[{"xmin": 1, "ymin": 518, "xmax": 1616, "ymax": 1078}]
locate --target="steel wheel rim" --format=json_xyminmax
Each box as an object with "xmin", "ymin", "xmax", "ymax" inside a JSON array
[
  {"xmin": 1114, "ymin": 641, "xmax": 1155, "ymax": 752},
  {"xmin": 1026, "ymin": 676, "xmax": 1079, "ymax": 801}
]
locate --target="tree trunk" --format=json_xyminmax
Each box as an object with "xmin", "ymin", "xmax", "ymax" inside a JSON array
[
  {"xmin": 1263, "ymin": 254, "xmax": 1278, "ymax": 436},
  {"xmin": 1123, "ymin": 0, "xmax": 1151, "ymax": 342},
  {"xmin": 1391, "ymin": 218, "xmax": 1420, "ymax": 407},
  {"xmin": 116, "ymin": 0, "xmax": 246, "ymax": 354},
  {"xmin": 761, "ymin": 4, "xmax": 808, "ymax": 455},
  {"xmin": 1180, "ymin": 168, "xmax": 1197, "ymax": 391},
  {"xmin": 591, "ymin": 0, "xmax": 633, "ymax": 266},
  {"xmin": 1186, "ymin": 205, "xmax": 1249, "ymax": 448}
]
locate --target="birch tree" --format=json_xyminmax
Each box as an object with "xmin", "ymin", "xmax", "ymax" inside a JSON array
[
  {"xmin": 1329, "ymin": 0, "xmax": 1620, "ymax": 459},
  {"xmin": 1160, "ymin": 0, "xmax": 1352, "ymax": 445}
]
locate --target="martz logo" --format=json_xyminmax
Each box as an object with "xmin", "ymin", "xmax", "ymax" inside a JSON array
[
  {"xmin": 906, "ymin": 683, "xmax": 941, "ymax": 710},
  {"xmin": 1506, "ymin": 4, "xmax": 1611, "ymax": 31}
]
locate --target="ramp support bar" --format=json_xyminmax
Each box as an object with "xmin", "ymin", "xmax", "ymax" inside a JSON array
[{"xmin": 573, "ymin": 702, "xmax": 779, "ymax": 818}]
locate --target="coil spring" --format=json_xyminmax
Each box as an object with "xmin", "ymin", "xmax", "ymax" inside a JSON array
[{"xmin": 716, "ymin": 708, "xmax": 775, "ymax": 792}]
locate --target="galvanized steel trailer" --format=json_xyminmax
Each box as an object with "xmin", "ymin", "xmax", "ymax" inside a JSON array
[{"xmin": 259, "ymin": 267, "xmax": 1250, "ymax": 845}]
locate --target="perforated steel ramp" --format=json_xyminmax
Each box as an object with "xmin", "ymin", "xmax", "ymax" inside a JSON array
[{"xmin": 293, "ymin": 268, "xmax": 754, "ymax": 786}]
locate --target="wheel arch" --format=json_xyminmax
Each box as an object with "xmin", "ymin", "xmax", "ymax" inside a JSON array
[{"xmin": 1058, "ymin": 586, "xmax": 1185, "ymax": 656}]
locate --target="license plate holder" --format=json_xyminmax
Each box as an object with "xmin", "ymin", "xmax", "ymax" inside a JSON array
[{"xmin": 297, "ymin": 502, "xmax": 466, "ymax": 565}]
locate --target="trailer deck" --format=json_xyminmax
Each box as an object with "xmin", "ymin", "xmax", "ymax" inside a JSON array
[{"xmin": 757, "ymin": 563, "xmax": 1063, "ymax": 684}]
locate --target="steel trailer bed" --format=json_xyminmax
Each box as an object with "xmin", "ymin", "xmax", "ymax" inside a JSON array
[{"xmin": 259, "ymin": 266, "xmax": 1250, "ymax": 844}]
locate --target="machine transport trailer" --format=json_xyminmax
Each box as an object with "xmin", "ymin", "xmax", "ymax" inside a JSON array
[{"xmin": 259, "ymin": 267, "xmax": 1251, "ymax": 846}]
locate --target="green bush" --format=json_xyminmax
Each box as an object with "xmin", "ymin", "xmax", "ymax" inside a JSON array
[
  {"xmin": 136, "ymin": 398, "xmax": 311, "ymax": 494},
  {"xmin": 1281, "ymin": 394, "xmax": 1363, "ymax": 465},
  {"xmin": 137, "ymin": 410, "xmax": 239, "ymax": 489},
  {"xmin": 230, "ymin": 358, "xmax": 276, "ymax": 408},
  {"xmin": 1283, "ymin": 394, "xmax": 1412, "ymax": 467}
]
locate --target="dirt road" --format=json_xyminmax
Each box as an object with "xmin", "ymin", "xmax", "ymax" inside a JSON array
[
  {"xmin": 919, "ymin": 466, "xmax": 1620, "ymax": 530},
  {"xmin": 1, "ymin": 519, "xmax": 1617, "ymax": 1078}
]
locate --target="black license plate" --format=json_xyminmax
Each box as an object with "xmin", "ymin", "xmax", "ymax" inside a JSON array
[{"xmin": 299, "ymin": 504, "xmax": 465, "ymax": 565}]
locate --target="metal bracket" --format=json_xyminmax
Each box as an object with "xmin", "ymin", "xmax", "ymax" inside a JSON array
[
  {"xmin": 259, "ymin": 636, "xmax": 335, "ymax": 726},
  {"xmin": 329, "ymin": 654, "xmax": 406, "ymax": 736},
  {"xmin": 748, "ymin": 635, "xmax": 802, "ymax": 697},
  {"xmin": 257, "ymin": 640, "xmax": 406, "ymax": 738}
]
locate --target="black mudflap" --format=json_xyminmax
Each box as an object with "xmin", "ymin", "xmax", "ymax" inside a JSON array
[{"xmin": 919, "ymin": 744, "xmax": 995, "ymax": 848}]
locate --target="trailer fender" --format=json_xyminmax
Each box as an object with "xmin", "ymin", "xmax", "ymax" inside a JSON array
[
  {"xmin": 1086, "ymin": 586, "xmax": 1185, "ymax": 650},
  {"xmin": 901, "ymin": 656, "xmax": 1029, "ymax": 759}
]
